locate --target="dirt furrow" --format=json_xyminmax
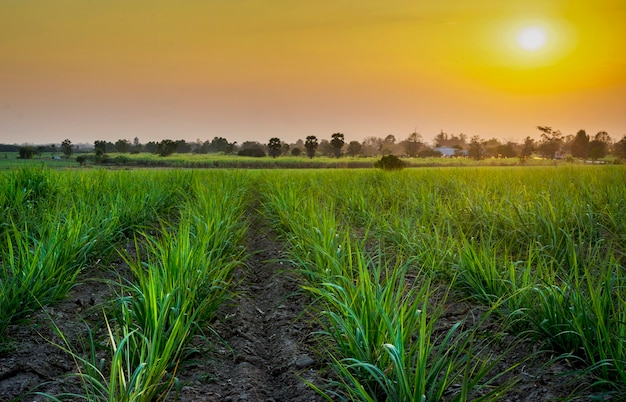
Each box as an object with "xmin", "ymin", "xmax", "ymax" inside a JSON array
[{"xmin": 173, "ymin": 212, "xmax": 326, "ymax": 401}]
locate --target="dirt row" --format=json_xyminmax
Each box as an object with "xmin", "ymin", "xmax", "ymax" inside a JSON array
[{"xmin": 171, "ymin": 212, "xmax": 326, "ymax": 401}]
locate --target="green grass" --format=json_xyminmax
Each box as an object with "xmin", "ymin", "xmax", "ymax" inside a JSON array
[
  {"xmin": 34, "ymin": 170, "xmax": 250, "ymax": 401},
  {"xmin": 259, "ymin": 171, "xmax": 519, "ymax": 399},
  {"xmin": 2, "ymin": 165, "xmax": 624, "ymax": 399},
  {"xmin": 258, "ymin": 166, "xmax": 625, "ymax": 396},
  {"xmin": 0, "ymin": 149, "xmax": 591, "ymax": 170}
]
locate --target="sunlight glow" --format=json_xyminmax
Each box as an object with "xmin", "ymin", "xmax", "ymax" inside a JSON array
[{"xmin": 517, "ymin": 26, "xmax": 547, "ymax": 51}]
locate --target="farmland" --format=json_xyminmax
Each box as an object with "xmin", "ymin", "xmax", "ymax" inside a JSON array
[
  {"xmin": 0, "ymin": 151, "xmax": 581, "ymax": 171},
  {"xmin": 0, "ymin": 165, "xmax": 624, "ymax": 401}
]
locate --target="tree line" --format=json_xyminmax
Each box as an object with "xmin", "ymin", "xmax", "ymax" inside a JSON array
[{"xmin": 9, "ymin": 127, "xmax": 626, "ymax": 161}]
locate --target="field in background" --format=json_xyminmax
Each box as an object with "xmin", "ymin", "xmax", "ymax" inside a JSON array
[
  {"xmin": 0, "ymin": 151, "xmax": 591, "ymax": 170},
  {"xmin": 0, "ymin": 165, "xmax": 624, "ymax": 400}
]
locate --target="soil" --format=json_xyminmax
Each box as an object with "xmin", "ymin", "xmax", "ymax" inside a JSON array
[{"xmin": 0, "ymin": 207, "xmax": 610, "ymax": 401}]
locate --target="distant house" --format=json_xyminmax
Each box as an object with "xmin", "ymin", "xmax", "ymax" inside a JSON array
[
  {"xmin": 53, "ymin": 155, "xmax": 62, "ymax": 160},
  {"xmin": 434, "ymin": 146, "xmax": 468, "ymax": 157}
]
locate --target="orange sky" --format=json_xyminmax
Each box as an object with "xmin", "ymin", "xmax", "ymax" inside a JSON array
[{"xmin": 1, "ymin": 1, "xmax": 625, "ymax": 146}]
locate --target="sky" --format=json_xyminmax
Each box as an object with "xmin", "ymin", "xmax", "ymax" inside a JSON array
[{"xmin": 1, "ymin": 0, "xmax": 625, "ymax": 146}]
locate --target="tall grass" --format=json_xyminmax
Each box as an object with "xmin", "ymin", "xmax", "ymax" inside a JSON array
[
  {"xmin": 3, "ymin": 165, "xmax": 623, "ymax": 399},
  {"xmin": 261, "ymin": 166, "xmax": 625, "ymax": 395},
  {"xmin": 260, "ymin": 171, "xmax": 515, "ymax": 400},
  {"xmin": 303, "ymin": 244, "xmax": 513, "ymax": 401},
  {"xmin": 41, "ymin": 171, "xmax": 250, "ymax": 401},
  {"xmin": 0, "ymin": 220, "xmax": 89, "ymax": 334},
  {"xmin": 0, "ymin": 169, "xmax": 193, "ymax": 342}
]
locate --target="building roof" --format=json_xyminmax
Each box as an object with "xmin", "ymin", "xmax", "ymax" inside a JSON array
[{"xmin": 434, "ymin": 146, "xmax": 468, "ymax": 157}]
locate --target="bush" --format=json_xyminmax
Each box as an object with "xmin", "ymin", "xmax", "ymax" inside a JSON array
[
  {"xmin": 18, "ymin": 146, "xmax": 35, "ymax": 159},
  {"xmin": 374, "ymin": 155, "xmax": 405, "ymax": 170},
  {"xmin": 418, "ymin": 148, "xmax": 443, "ymax": 158},
  {"xmin": 238, "ymin": 148, "xmax": 266, "ymax": 157},
  {"xmin": 114, "ymin": 155, "xmax": 130, "ymax": 165}
]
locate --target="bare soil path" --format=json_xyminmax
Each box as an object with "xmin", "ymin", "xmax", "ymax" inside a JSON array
[{"xmin": 172, "ymin": 210, "xmax": 326, "ymax": 401}]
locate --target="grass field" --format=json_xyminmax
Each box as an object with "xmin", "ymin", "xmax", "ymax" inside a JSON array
[
  {"xmin": 0, "ymin": 165, "xmax": 624, "ymax": 400},
  {"xmin": 0, "ymin": 151, "xmax": 593, "ymax": 170}
]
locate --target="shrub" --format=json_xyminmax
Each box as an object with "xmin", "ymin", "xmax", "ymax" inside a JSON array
[
  {"xmin": 374, "ymin": 155, "xmax": 405, "ymax": 170},
  {"xmin": 238, "ymin": 148, "xmax": 266, "ymax": 157},
  {"xmin": 18, "ymin": 146, "xmax": 35, "ymax": 159},
  {"xmin": 418, "ymin": 148, "xmax": 443, "ymax": 158}
]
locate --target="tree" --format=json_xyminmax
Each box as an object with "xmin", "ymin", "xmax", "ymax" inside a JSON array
[
  {"xmin": 361, "ymin": 136, "xmax": 383, "ymax": 156},
  {"xmin": 520, "ymin": 136, "xmax": 535, "ymax": 161},
  {"xmin": 570, "ymin": 129, "xmax": 589, "ymax": 159},
  {"xmin": 305, "ymin": 136, "xmax": 318, "ymax": 159},
  {"xmin": 267, "ymin": 137, "xmax": 282, "ymax": 158},
  {"xmin": 481, "ymin": 138, "xmax": 502, "ymax": 158},
  {"xmin": 238, "ymin": 142, "xmax": 266, "ymax": 157},
  {"xmin": 380, "ymin": 134, "xmax": 397, "ymax": 155},
  {"xmin": 156, "ymin": 139, "xmax": 177, "ymax": 156},
  {"xmin": 94, "ymin": 148, "xmax": 105, "ymax": 164},
  {"xmin": 194, "ymin": 139, "xmax": 207, "ymax": 154},
  {"xmin": 240, "ymin": 141, "xmax": 263, "ymax": 150},
  {"xmin": 537, "ymin": 126, "xmax": 563, "ymax": 159},
  {"xmin": 330, "ymin": 132, "xmax": 345, "ymax": 158},
  {"xmin": 613, "ymin": 135, "xmax": 626, "ymax": 159},
  {"xmin": 468, "ymin": 135, "xmax": 483, "ymax": 160},
  {"xmin": 433, "ymin": 131, "xmax": 467, "ymax": 148},
  {"xmin": 239, "ymin": 141, "xmax": 265, "ymax": 157},
  {"xmin": 434, "ymin": 130, "xmax": 448, "ymax": 147},
  {"xmin": 291, "ymin": 148, "xmax": 302, "ymax": 156},
  {"xmin": 208, "ymin": 137, "xmax": 232, "ymax": 153},
  {"xmin": 595, "ymin": 131, "xmax": 611, "ymax": 144},
  {"xmin": 589, "ymin": 140, "xmax": 607, "ymax": 161},
  {"xmin": 589, "ymin": 131, "xmax": 611, "ymax": 161},
  {"xmin": 496, "ymin": 142, "xmax": 517, "ymax": 158},
  {"xmin": 61, "ymin": 139, "xmax": 73, "ymax": 159},
  {"xmin": 94, "ymin": 141, "xmax": 108, "ymax": 153},
  {"xmin": 93, "ymin": 140, "xmax": 107, "ymax": 154},
  {"xmin": 346, "ymin": 141, "xmax": 363, "ymax": 157},
  {"xmin": 292, "ymin": 139, "xmax": 305, "ymax": 150},
  {"xmin": 383, "ymin": 134, "xmax": 396, "ymax": 145},
  {"xmin": 404, "ymin": 132, "xmax": 423, "ymax": 158},
  {"xmin": 131, "ymin": 137, "xmax": 141, "ymax": 154},
  {"xmin": 115, "ymin": 139, "xmax": 131, "ymax": 153},
  {"xmin": 144, "ymin": 141, "xmax": 158, "ymax": 153},
  {"xmin": 225, "ymin": 141, "xmax": 237, "ymax": 155},
  {"xmin": 318, "ymin": 139, "xmax": 333, "ymax": 157},
  {"xmin": 176, "ymin": 140, "xmax": 191, "ymax": 153},
  {"xmin": 76, "ymin": 155, "xmax": 86, "ymax": 166}
]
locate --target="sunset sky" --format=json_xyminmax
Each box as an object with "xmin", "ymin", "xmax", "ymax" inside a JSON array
[{"xmin": 1, "ymin": 1, "xmax": 625, "ymax": 146}]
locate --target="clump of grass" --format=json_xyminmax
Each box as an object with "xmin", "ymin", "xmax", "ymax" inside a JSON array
[
  {"xmin": 301, "ymin": 240, "xmax": 514, "ymax": 401},
  {"xmin": 0, "ymin": 215, "xmax": 97, "ymax": 336},
  {"xmin": 89, "ymin": 177, "xmax": 247, "ymax": 400}
]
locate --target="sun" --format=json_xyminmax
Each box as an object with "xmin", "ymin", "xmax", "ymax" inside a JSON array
[{"xmin": 517, "ymin": 26, "xmax": 547, "ymax": 51}]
